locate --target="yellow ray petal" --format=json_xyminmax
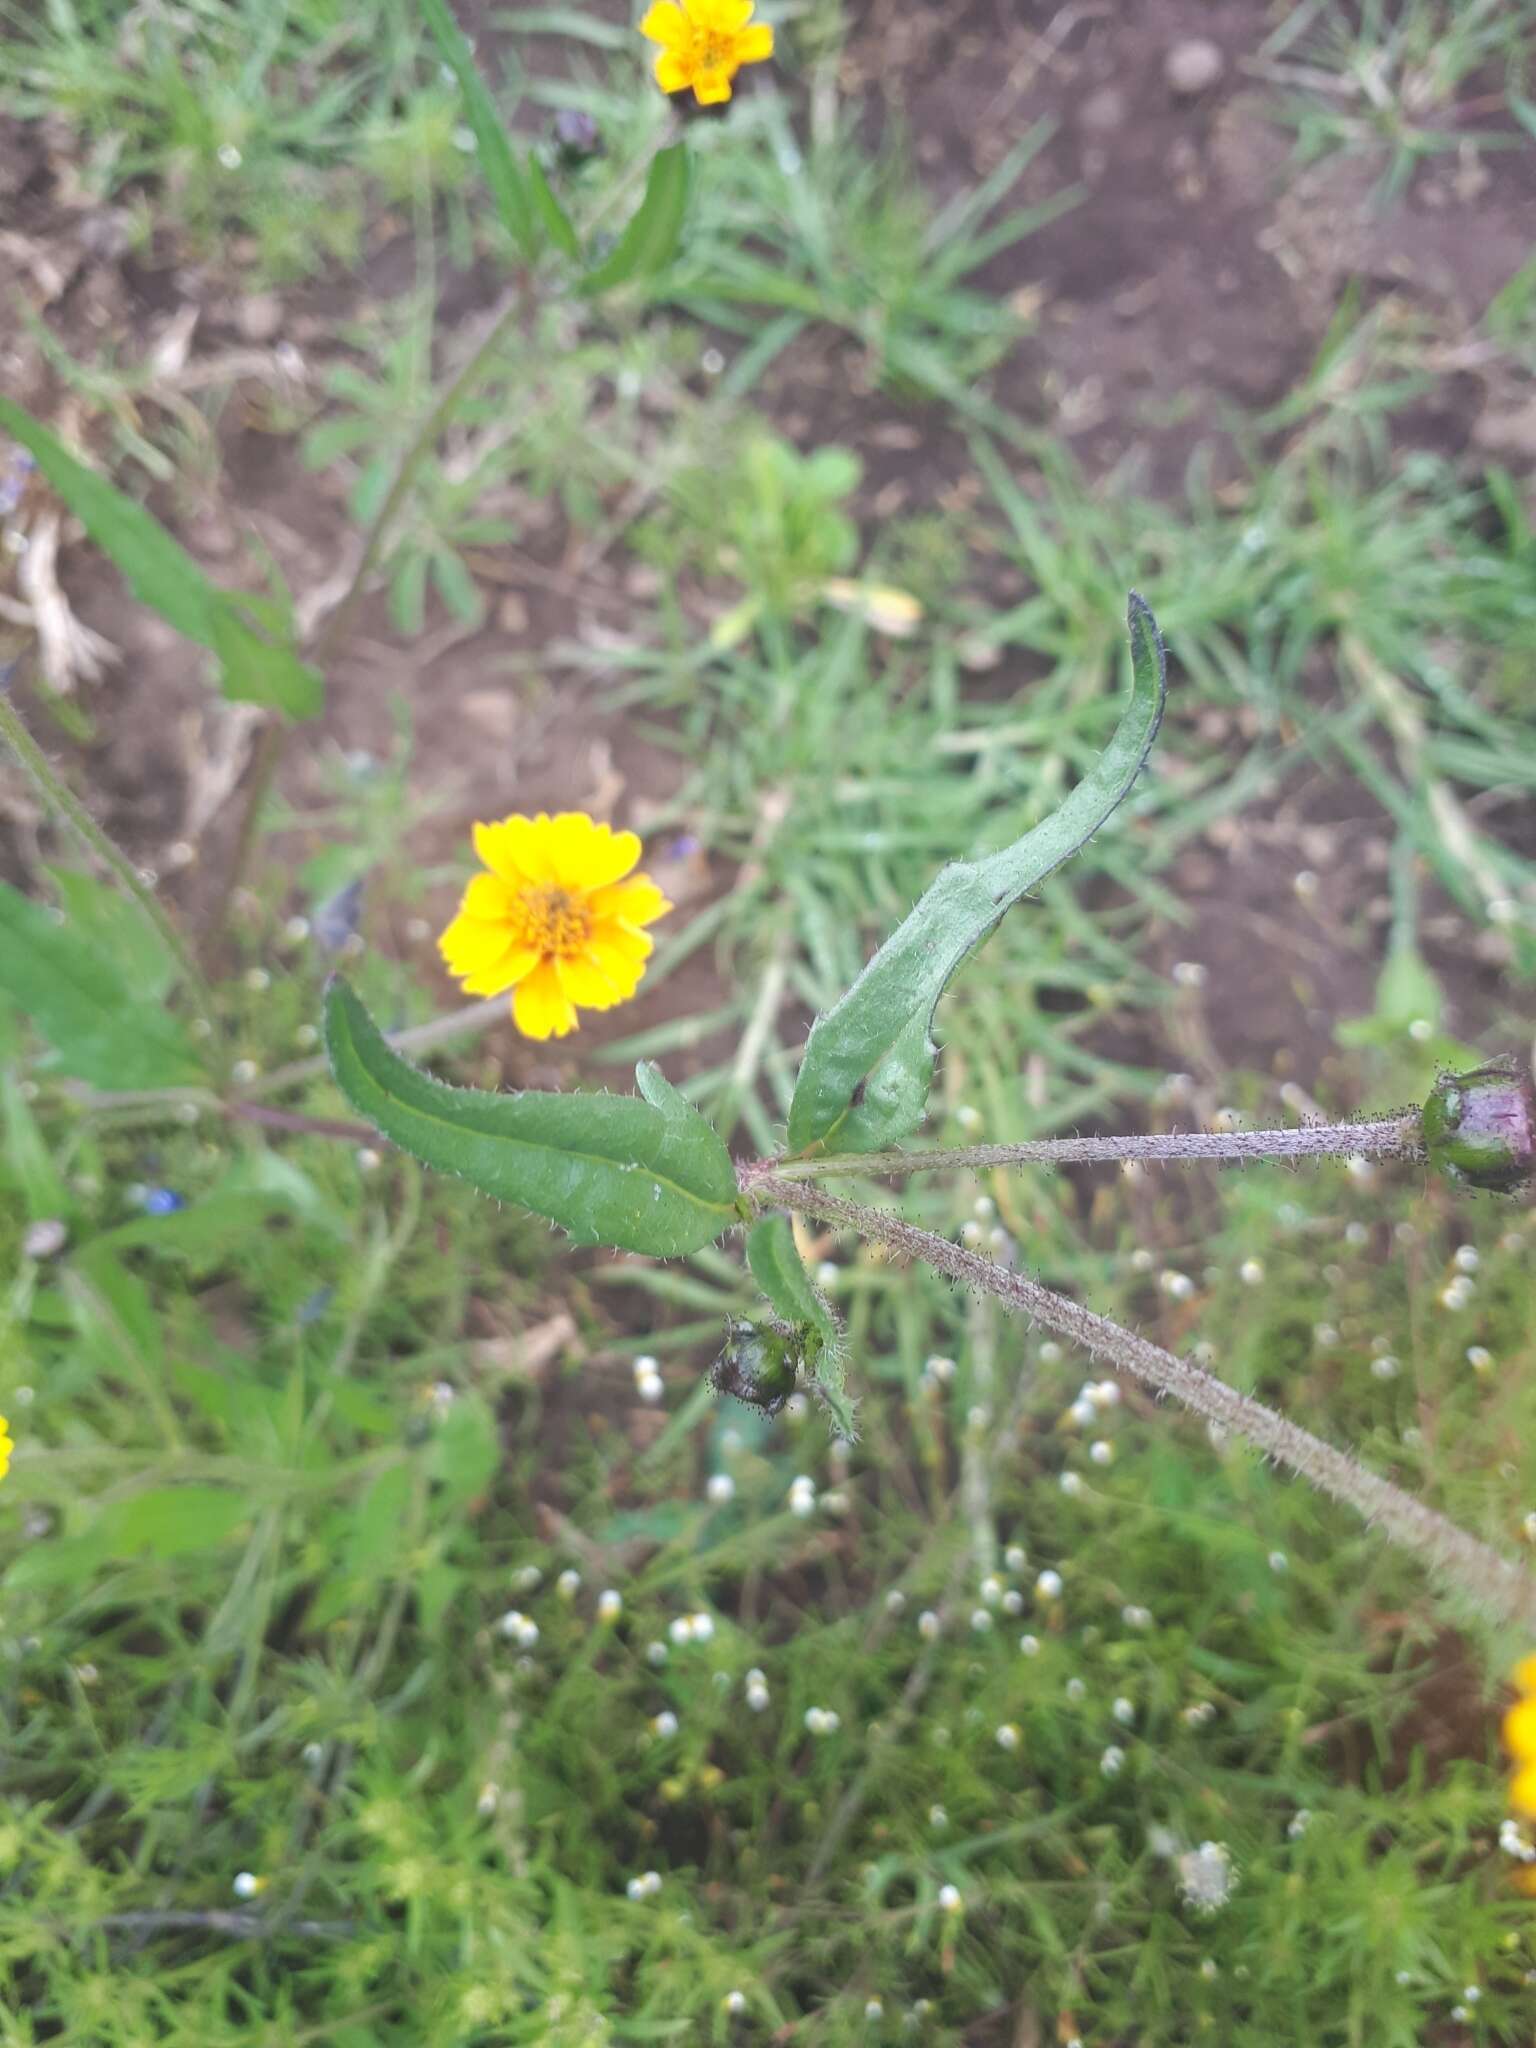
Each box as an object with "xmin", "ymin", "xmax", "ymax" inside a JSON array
[
  {"xmin": 541, "ymin": 813, "xmax": 641, "ymax": 893},
  {"xmin": 512, "ymin": 960, "xmax": 579, "ymax": 1039},
  {"xmin": 459, "ymin": 946, "xmax": 542, "ymax": 998},
  {"xmin": 655, "ymin": 48, "xmax": 692, "ymax": 91},
  {"xmin": 639, "ymin": 0, "xmax": 688, "ymax": 47},
  {"xmin": 1514, "ymin": 1653, "xmax": 1536, "ymax": 1695},
  {"xmin": 439, "ymin": 902, "xmax": 517, "ymax": 972},
  {"xmin": 734, "ymin": 21, "xmax": 772, "ymax": 59},
  {"xmin": 693, "ymin": 66, "xmax": 735, "ymax": 104},
  {"xmin": 474, "ymin": 815, "xmax": 554, "ymax": 885},
  {"xmin": 1513, "ymin": 1762, "xmax": 1536, "ymax": 1820},
  {"xmin": 587, "ymin": 875, "xmax": 671, "ymax": 928},
  {"xmin": 1507, "ymin": 1697, "xmax": 1536, "ymax": 1765},
  {"xmin": 555, "ymin": 952, "xmax": 624, "ymax": 1009},
  {"xmin": 589, "ymin": 919, "xmax": 654, "ymax": 975},
  {"xmin": 695, "ymin": 0, "xmax": 754, "ymax": 28}
]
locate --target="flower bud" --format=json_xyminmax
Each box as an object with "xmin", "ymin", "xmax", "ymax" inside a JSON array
[
  {"xmin": 710, "ymin": 1317, "xmax": 799, "ymax": 1415},
  {"xmin": 1422, "ymin": 1060, "xmax": 1536, "ymax": 1193},
  {"xmin": 552, "ymin": 110, "xmax": 603, "ymax": 165}
]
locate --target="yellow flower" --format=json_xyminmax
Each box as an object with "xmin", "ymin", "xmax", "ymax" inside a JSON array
[
  {"xmin": 0, "ymin": 1415, "xmax": 10, "ymax": 1481},
  {"xmin": 639, "ymin": 0, "xmax": 773, "ymax": 106},
  {"xmin": 1514, "ymin": 1652, "xmax": 1536, "ymax": 1696},
  {"xmin": 438, "ymin": 812, "xmax": 671, "ymax": 1041}
]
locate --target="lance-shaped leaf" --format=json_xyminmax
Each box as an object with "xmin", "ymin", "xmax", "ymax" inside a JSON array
[
  {"xmin": 420, "ymin": 0, "xmax": 538, "ymax": 259},
  {"xmin": 745, "ymin": 1212, "xmax": 855, "ymax": 1438},
  {"xmin": 786, "ymin": 593, "xmax": 1166, "ymax": 1157},
  {"xmin": 324, "ymin": 979, "xmax": 744, "ymax": 1255},
  {"xmin": 579, "ymin": 143, "xmax": 692, "ymax": 296},
  {"xmin": 0, "ymin": 878, "xmax": 203, "ymax": 1089},
  {"xmin": 0, "ymin": 397, "xmax": 321, "ymax": 718}
]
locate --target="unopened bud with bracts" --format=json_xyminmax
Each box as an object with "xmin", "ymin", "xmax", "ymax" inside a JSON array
[
  {"xmin": 710, "ymin": 1317, "xmax": 804, "ymax": 1416},
  {"xmin": 1422, "ymin": 1059, "xmax": 1536, "ymax": 1194},
  {"xmin": 552, "ymin": 110, "xmax": 603, "ymax": 166}
]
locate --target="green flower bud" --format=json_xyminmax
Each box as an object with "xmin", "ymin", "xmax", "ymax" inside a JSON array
[
  {"xmin": 710, "ymin": 1317, "xmax": 801, "ymax": 1415},
  {"xmin": 1422, "ymin": 1059, "xmax": 1536, "ymax": 1193}
]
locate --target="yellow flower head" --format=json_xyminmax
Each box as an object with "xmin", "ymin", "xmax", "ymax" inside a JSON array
[
  {"xmin": 0, "ymin": 1416, "xmax": 11, "ymax": 1483},
  {"xmin": 438, "ymin": 812, "xmax": 671, "ymax": 1041},
  {"xmin": 1513, "ymin": 1652, "xmax": 1536, "ymax": 1697},
  {"xmin": 640, "ymin": 0, "xmax": 773, "ymax": 106}
]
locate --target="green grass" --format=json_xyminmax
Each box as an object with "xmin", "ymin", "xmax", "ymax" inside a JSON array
[
  {"xmin": 0, "ymin": 0, "xmax": 470, "ymax": 277},
  {"xmin": 7, "ymin": 2, "xmax": 1536, "ymax": 2041},
  {"xmin": 1260, "ymin": 0, "xmax": 1536, "ymax": 199}
]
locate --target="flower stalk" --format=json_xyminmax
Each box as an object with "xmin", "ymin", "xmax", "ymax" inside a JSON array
[
  {"xmin": 749, "ymin": 1111, "xmax": 1425, "ymax": 1185},
  {"xmin": 749, "ymin": 1172, "xmax": 1536, "ymax": 1636}
]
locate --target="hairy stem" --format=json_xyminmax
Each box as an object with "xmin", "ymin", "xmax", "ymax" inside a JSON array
[
  {"xmin": 214, "ymin": 279, "xmax": 534, "ymax": 929},
  {"xmin": 0, "ymin": 681, "xmax": 219, "ymax": 1046},
  {"xmin": 751, "ymin": 1174, "xmax": 1536, "ymax": 1636},
  {"xmin": 751, "ymin": 1112, "xmax": 1424, "ymax": 1185}
]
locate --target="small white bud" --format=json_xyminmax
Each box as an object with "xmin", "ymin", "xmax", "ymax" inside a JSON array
[
  {"xmin": 918, "ymin": 1609, "xmax": 941, "ymax": 1640},
  {"xmin": 1112, "ymin": 1697, "xmax": 1135, "ymax": 1726},
  {"xmin": 706, "ymin": 1473, "xmax": 735, "ymax": 1505},
  {"xmin": 1035, "ymin": 1569, "xmax": 1063, "ymax": 1601},
  {"xmin": 1018, "ymin": 1633, "xmax": 1040, "ymax": 1657},
  {"xmin": 596, "ymin": 1589, "xmax": 623, "ymax": 1623},
  {"xmin": 1004, "ymin": 1543, "xmax": 1027, "ymax": 1572},
  {"xmin": 1239, "ymin": 1259, "xmax": 1264, "ymax": 1285},
  {"xmin": 1100, "ymin": 1745, "xmax": 1125, "ymax": 1776},
  {"xmin": 650, "ymin": 1711, "xmax": 679, "ymax": 1738},
  {"xmin": 557, "ymin": 1569, "xmax": 581, "ymax": 1600},
  {"xmin": 1089, "ymin": 1439, "xmax": 1114, "ymax": 1466},
  {"xmin": 995, "ymin": 1722, "xmax": 1021, "ymax": 1751},
  {"xmin": 937, "ymin": 1882, "xmax": 962, "ymax": 1912},
  {"xmin": 1059, "ymin": 1471, "xmax": 1085, "ymax": 1497},
  {"xmin": 232, "ymin": 1872, "xmax": 263, "ymax": 1900},
  {"xmin": 1065, "ymin": 1677, "xmax": 1086, "ymax": 1704}
]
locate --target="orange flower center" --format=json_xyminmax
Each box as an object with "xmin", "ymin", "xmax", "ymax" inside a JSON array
[
  {"xmin": 513, "ymin": 885, "xmax": 592, "ymax": 956},
  {"xmin": 690, "ymin": 27, "xmax": 730, "ymax": 66}
]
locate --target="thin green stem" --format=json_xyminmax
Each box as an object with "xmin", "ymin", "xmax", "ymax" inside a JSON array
[
  {"xmin": 751, "ymin": 1173, "xmax": 1536, "ymax": 1637},
  {"xmin": 213, "ymin": 277, "xmax": 535, "ymax": 928},
  {"xmin": 0, "ymin": 682, "xmax": 219, "ymax": 1046},
  {"xmin": 751, "ymin": 1112, "xmax": 1424, "ymax": 1184}
]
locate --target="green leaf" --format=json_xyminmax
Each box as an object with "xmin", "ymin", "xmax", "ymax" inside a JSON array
[
  {"xmin": 527, "ymin": 152, "xmax": 580, "ymax": 259},
  {"xmin": 344, "ymin": 1464, "xmax": 416, "ymax": 1579},
  {"xmin": 0, "ymin": 397, "xmax": 320, "ymax": 717},
  {"xmin": 0, "ymin": 878, "xmax": 203, "ymax": 1089},
  {"xmin": 104, "ymin": 1486, "xmax": 249, "ymax": 1559},
  {"xmin": 746, "ymin": 1214, "xmax": 835, "ymax": 1348},
  {"xmin": 209, "ymin": 598, "xmax": 324, "ymax": 718},
  {"xmin": 420, "ymin": 0, "xmax": 538, "ymax": 258},
  {"xmin": 324, "ymin": 978, "xmax": 744, "ymax": 1255},
  {"xmin": 46, "ymin": 866, "xmax": 177, "ymax": 1003},
  {"xmin": 746, "ymin": 1213, "xmax": 855, "ymax": 1439},
  {"xmin": 579, "ymin": 142, "xmax": 692, "ymax": 296},
  {"xmin": 428, "ymin": 1395, "xmax": 500, "ymax": 1506},
  {"xmin": 0, "ymin": 395, "xmax": 214, "ymax": 645},
  {"xmin": 786, "ymin": 593, "xmax": 1167, "ymax": 1156}
]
